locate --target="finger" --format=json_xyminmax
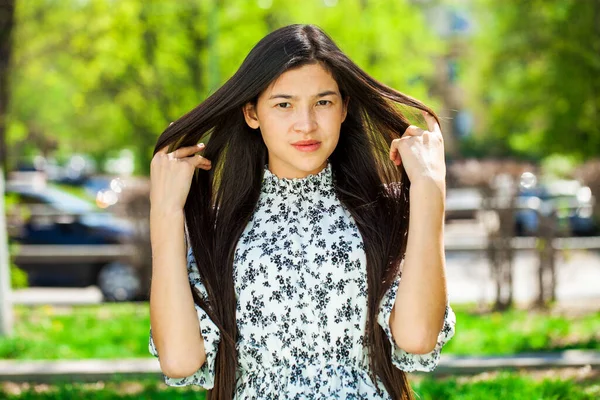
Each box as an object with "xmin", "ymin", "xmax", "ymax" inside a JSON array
[
  {"xmin": 389, "ymin": 141, "xmax": 397, "ymax": 160},
  {"xmin": 421, "ymin": 110, "xmax": 441, "ymax": 135},
  {"xmin": 403, "ymin": 125, "xmax": 424, "ymax": 137},
  {"xmin": 389, "ymin": 145, "xmax": 402, "ymax": 166},
  {"xmin": 197, "ymin": 156, "xmax": 212, "ymax": 170},
  {"xmin": 158, "ymin": 145, "xmax": 170, "ymax": 154},
  {"xmin": 168, "ymin": 143, "xmax": 206, "ymax": 159},
  {"xmin": 390, "ymin": 139, "xmax": 402, "ymax": 160},
  {"xmin": 186, "ymin": 153, "xmax": 211, "ymax": 168}
]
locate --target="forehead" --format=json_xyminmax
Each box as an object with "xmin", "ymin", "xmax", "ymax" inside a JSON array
[{"xmin": 262, "ymin": 63, "xmax": 340, "ymax": 98}]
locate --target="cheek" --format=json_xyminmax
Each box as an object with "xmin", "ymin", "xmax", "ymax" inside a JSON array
[
  {"xmin": 328, "ymin": 133, "xmax": 341, "ymax": 150},
  {"xmin": 260, "ymin": 131, "xmax": 278, "ymax": 150},
  {"xmin": 258, "ymin": 107, "xmax": 288, "ymax": 130},
  {"xmin": 259, "ymin": 122, "xmax": 290, "ymax": 152},
  {"xmin": 320, "ymin": 111, "xmax": 344, "ymax": 137},
  {"xmin": 321, "ymin": 106, "xmax": 345, "ymax": 124}
]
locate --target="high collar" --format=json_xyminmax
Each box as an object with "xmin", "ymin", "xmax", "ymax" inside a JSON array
[{"xmin": 261, "ymin": 162, "xmax": 334, "ymax": 197}]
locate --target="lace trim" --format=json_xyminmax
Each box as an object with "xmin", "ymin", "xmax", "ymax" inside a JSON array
[{"xmin": 261, "ymin": 162, "xmax": 334, "ymax": 196}]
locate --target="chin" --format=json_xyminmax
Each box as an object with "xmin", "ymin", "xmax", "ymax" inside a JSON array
[
  {"xmin": 296, "ymin": 158, "xmax": 329, "ymax": 172},
  {"xmin": 272, "ymin": 157, "xmax": 328, "ymax": 179}
]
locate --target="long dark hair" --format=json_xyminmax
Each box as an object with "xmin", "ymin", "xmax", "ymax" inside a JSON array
[{"xmin": 153, "ymin": 24, "xmax": 439, "ymax": 400}]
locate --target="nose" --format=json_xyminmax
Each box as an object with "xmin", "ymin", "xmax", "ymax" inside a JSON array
[{"xmin": 293, "ymin": 107, "xmax": 318, "ymax": 134}]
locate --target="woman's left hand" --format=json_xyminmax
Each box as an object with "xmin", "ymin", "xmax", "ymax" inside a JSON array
[{"xmin": 389, "ymin": 110, "xmax": 446, "ymax": 186}]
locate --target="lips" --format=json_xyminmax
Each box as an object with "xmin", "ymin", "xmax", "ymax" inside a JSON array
[
  {"xmin": 292, "ymin": 140, "xmax": 320, "ymax": 146},
  {"xmin": 291, "ymin": 140, "xmax": 321, "ymax": 153}
]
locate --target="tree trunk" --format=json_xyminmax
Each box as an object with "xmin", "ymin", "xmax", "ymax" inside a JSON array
[
  {"xmin": 0, "ymin": 167, "xmax": 14, "ymax": 336},
  {"xmin": 0, "ymin": 0, "xmax": 16, "ymax": 177}
]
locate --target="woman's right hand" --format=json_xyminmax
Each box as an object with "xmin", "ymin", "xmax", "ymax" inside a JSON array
[{"xmin": 150, "ymin": 142, "xmax": 212, "ymax": 213}]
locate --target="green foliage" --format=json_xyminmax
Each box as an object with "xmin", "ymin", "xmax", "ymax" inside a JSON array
[
  {"xmin": 1, "ymin": 379, "xmax": 208, "ymax": 399},
  {"xmin": 4, "ymin": 192, "xmax": 28, "ymax": 288},
  {"xmin": 10, "ymin": 262, "xmax": 28, "ymax": 289},
  {"xmin": 443, "ymin": 307, "xmax": 600, "ymax": 355},
  {"xmin": 1, "ymin": 374, "xmax": 598, "ymax": 399},
  {"xmin": 462, "ymin": 0, "xmax": 600, "ymax": 160},
  {"xmin": 456, "ymin": 134, "xmax": 513, "ymax": 160},
  {"xmin": 540, "ymin": 153, "xmax": 580, "ymax": 180},
  {"xmin": 0, "ymin": 304, "xmax": 151, "ymax": 359},
  {"xmin": 8, "ymin": 0, "xmax": 442, "ymax": 176},
  {"xmin": 1, "ymin": 304, "xmax": 598, "ymax": 360},
  {"xmin": 414, "ymin": 372, "xmax": 598, "ymax": 400}
]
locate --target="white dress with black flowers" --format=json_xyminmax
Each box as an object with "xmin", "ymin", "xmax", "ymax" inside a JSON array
[{"xmin": 149, "ymin": 162, "xmax": 456, "ymax": 399}]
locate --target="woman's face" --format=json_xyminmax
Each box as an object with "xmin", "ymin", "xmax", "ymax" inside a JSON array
[{"xmin": 243, "ymin": 62, "xmax": 348, "ymax": 179}]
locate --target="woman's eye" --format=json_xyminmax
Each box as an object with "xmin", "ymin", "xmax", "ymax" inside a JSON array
[
  {"xmin": 317, "ymin": 100, "xmax": 332, "ymax": 106},
  {"xmin": 276, "ymin": 102, "xmax": 291, "ymax": 109}
]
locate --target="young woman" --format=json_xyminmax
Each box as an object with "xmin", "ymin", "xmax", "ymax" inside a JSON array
[{"xmin": 148, "ymin": 24, "xmax": 455, "ymax": 400}]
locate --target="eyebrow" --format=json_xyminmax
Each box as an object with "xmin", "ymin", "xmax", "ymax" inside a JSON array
[{"xmin": 268, "ymin": 90, "xmax": 339, "ymax": 100}]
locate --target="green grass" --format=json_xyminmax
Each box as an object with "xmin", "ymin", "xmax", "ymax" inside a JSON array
[
  {"xmin": 1, "ymin": 373, "xmax": 598, "ymax": 399},
  {"xmin": 443, "ymin": 306, "xmax": 600, "ymax": 355},
  {"xmin": 413, "ymin": 372, "xmax": 599, "ymax": 400},
  {"xmin": 0, "ymin": 304, "xmax": 150, "ymax": 359},
  {"xmin": 1, "ymin": 379, "xmax": 206, "ymax": 400},
  {"xmin": 0, "ymin": 303, "xmax": 598, "ymax": 360}
]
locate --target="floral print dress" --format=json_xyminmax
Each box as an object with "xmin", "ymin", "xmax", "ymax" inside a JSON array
[{"xmin": 149, "ymin": 162, "xmax": 456, "ymax": 399}]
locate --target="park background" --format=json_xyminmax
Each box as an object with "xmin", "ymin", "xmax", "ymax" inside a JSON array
[{"xmin": 0, "ymin": 0, "xmax": 599, "ymax": 399}]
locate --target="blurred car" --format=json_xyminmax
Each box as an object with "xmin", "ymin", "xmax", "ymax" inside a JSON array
[
  {"xmin": 5, "ymin": 181, "xmax": 142, "ymax": 301},
  {"xmin": 515, "ymin": 180, "xmax": 597, "ymax": 236},
  {"xmin": 82, "ymin": 175, "xmax": 128, "ymax": 209},
  {"xmin": 445, "ymin": 187, "xmax": 483, "ymax": 221}
]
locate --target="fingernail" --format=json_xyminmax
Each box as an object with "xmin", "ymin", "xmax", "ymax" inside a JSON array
[{"xmin": 197, "ymin": 143, "xmax": 205, "ymax": 148}]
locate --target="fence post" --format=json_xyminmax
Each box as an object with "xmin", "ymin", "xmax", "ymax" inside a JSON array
[
  {"xmin": 536, "ymin": 208, "xmax": 558, "ymax": 308},
  {"xmin": 486, "ymin": 174, "xmax": 518, "ymax": 311},
  {"xmin": 0, "ymin": 166, "xmax": 14, "ymax": 336}
]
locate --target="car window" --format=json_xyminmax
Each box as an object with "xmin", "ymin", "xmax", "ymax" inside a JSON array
[
  {"xmin": 44, "ymin": 187, "xmax": 95, "ymax": 213},
  {"xmin": 17, "ymin": 193, "xmax": 47, "ymax": 205},
  {"xmin": 10, "ymin": 187, "xmax": 95, "ymax": 214}
]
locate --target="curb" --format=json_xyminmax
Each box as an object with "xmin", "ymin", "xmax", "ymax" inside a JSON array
[
  {"xmin": 0, "ymin": 359, "xmax": 161, "ymax": 383},
  {"xmin": 430, "ymin": 350, "xmax": 600, "ymax": 375},
  {"xmin": 0, "ymin": 351, "xmax": 598, "ymax": 383}
]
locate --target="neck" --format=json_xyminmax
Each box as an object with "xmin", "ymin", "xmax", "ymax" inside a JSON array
[{"xmin": 266, "ymin": 160, "xmax": 329, "ymax": 179}]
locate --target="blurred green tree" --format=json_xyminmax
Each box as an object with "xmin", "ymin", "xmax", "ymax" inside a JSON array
[
  {"xmin": 7, "ymin": 0, "xmax": 442, "ymax": 175},
  {"xmin": 462, "ymin": 0, "xmax": 600, "ymax": 161}
]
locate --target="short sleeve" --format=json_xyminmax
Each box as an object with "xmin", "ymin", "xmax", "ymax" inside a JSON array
[
  {"xmin": 148, "ymin": 245, "xmax": 222, "ymax": 388},
  {"xmin": 377, "ymin": 274, "xmax": 456, "ymax": 372}
]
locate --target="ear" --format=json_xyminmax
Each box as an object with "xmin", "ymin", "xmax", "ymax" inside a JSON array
[
  {"xmin": 243, "ymin": 102, "xmax": 260, "ymax": 129},
  {"xmin": 341, "ymin": 96, "xmax": 349, "ymax": 123}
]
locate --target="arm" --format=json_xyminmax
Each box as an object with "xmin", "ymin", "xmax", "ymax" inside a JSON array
[
  {"xmin": 389, "ymin": 178, "xmax": 447, "ymax": 354},
  {"xmin": 149, "ymin": 209, "xmax": 207, "ymax": 378}
]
